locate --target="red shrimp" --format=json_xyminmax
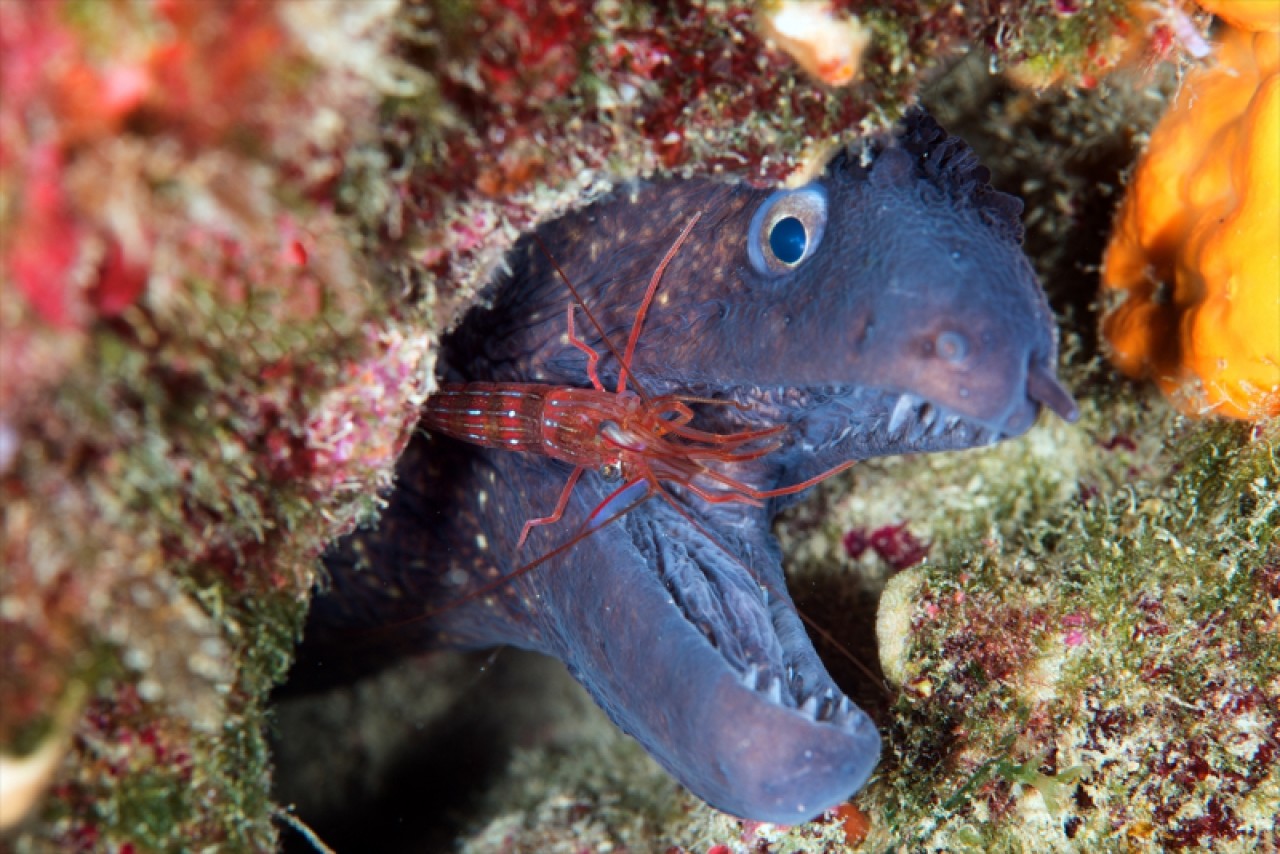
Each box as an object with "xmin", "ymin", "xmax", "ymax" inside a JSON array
[
  {"xmin": 421, "ymin": 212, "xmax": 856, "ymax": 549},
  {"xmin": 381, "ymin": 217, "xmax": 877, "ymax": 689}
]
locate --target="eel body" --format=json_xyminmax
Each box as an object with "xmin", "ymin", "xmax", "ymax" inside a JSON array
[{"xmin": 297, "ymin": 112, "xmax": 1079, "ymax": 823}]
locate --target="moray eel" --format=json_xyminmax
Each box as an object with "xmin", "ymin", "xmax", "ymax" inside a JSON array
[{"xmin": 296, "ymin": 112, "xmax": 1079, "ymax": 823}]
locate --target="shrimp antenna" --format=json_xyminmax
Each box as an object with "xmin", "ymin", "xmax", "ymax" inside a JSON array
[
  {"xmin": 341, "ymin": 488, "xmax": 655, "ymax": 641},
  {"xmin": 533, "ymin": 211, "xmax": 703, "ymax": 405},
  {"xmin": 533, "ymin": 236, "xmax": 645, "ymax": 400}
]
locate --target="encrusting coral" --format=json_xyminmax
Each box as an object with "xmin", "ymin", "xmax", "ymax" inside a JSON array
[{"xmin": 1101, "ymin": 15, "xmax": 1280, "ymax": 419}]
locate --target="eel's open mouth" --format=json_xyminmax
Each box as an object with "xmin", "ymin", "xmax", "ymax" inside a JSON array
[
  {"xmin": 645, "ymin": 505, "xmax": 865, "ymax": 729},
  {"xmin": 544, "ymin": 484, "xmax": 881, "ymax": 824},
  {"xmin": 540, "ymin": 359, "xmax": 1077, "ymax": 821}
]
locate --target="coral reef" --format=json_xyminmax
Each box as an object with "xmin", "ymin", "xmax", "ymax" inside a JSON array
[
  {"xmin": 1102, "ymin": 19, "xmax": 1280, "ymax": 419},
  {"xmin": 3, "ymin": 0, "xmax": 1248, "ymax": 850}
]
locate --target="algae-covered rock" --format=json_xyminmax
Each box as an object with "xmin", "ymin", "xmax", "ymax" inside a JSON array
[
  {"xmin": 859, "ymin": 410, "xmax": 1277, "ymax": 851},
  {"xmin": 1, "ymin": 1, "xmax": 423, "ymax": 848}
]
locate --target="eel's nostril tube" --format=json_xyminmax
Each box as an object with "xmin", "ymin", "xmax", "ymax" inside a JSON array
[{"xmin": 1027, "ymin": 360, "xmax": 1080, "ymax": 423}]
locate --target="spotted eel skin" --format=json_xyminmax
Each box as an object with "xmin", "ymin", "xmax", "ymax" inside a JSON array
[{"xmin": 295, "ymin": 111, "xmax": 1079, "ymax": 823}]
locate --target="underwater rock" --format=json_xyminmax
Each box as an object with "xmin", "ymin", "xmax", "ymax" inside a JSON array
[{"xmin": 863, "ymin": 413, "xmax": 1279, "ymax": 851}]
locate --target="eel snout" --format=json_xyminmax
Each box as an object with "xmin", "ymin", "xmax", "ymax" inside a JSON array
[{"xmin": 865, "ymin": 350, "xmax": 1076, "ymax": 457}]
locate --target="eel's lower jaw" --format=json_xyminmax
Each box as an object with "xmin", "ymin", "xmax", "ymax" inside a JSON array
[
  {"xmin": 552, "ymin": 507, "xmax": 880, "ymax": 823},
  {"xmin": 686, "ymin": 662, "xmax": 881, "ymax": 823}
]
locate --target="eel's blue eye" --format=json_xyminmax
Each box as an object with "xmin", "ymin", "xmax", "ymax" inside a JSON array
[
  {"xmin": 748, "ymin": 184, "xmax": 828, "ymax": 276},
  {"xmin": 770, "ymin": 217, "xmax": 807, "ymax": 264}
]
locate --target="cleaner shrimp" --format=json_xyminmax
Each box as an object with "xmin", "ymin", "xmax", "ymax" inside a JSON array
[
  {"xmin": 412, "ymin": 212, "xmax": 873, "ymax": 688},
  {"xmin": 421, "ymin": 212, "xmax": 856, "ymax": 550}
]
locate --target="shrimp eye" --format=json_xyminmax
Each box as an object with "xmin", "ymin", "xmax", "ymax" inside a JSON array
[
  {"xmin": 599, "ymin": 461, "xmax": 623, "ymax": 481},
  {"xmin": 748, "ymin": 184, "xmax": 828, "ymax": 276}
]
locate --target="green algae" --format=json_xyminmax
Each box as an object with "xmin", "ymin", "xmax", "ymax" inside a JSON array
[{"xmin": 859, "ymin": 416, "xmax": 1278, "ymax": 851}]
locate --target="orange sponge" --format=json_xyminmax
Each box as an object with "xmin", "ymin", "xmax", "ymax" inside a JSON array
[
  {"xmin": 1197, "ymin": 0, "xmax": 1280, "ymax": 33},
  {"xmin": 1101, "ymin": 24, "xmax": 1280, "ymax": 419}
]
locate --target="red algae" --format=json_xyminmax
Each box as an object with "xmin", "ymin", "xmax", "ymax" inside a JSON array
[{"xmin": 844, "ymin": 522, "xmax": 931, "ymax": 569}]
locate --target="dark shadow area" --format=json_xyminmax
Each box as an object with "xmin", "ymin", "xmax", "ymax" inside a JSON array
[
  {"xmin": 273, "ymin": 649, "xmax": 592, "ymax": 854},
  {"xmin": 790, "ymin": 567, "xmax": 892, "ymax": 723}
]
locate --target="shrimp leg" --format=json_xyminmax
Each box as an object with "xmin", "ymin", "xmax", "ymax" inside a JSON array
[{"xmin": 517, "ymin": 465, "xmax": 586, "ymax": 548}]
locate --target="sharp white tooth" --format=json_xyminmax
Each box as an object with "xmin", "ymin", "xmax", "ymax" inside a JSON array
[
  {"xmin": 834, "ymin": 697, "xmax": 853, "ymax": 722},
  {"xmin": 888, "ymin": 394, "xmax": 916, "ymax": 435},
  {"xmin": 766, "ymin": 677, "xmax": 783, "ymax": 705},
  {"xmin": 946, "ymin": 415, "xmax": 962, "ymax": 430},
  {"xmin": 928, "ymin": 411, "xmax": 949, "ymax": 437},
  {"xmin": 800, "ymin": 695, "xmax": 821, "ymax": 718},
  {"xmin": 918, "ymin": 403, "xmax": 937, "ymax": 431},
  {"xmin": 742, "ymin": 665, "xmax": 760, "ymax": 691}
]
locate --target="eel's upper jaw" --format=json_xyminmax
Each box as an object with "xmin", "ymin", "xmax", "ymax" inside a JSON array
[
  {"xmin": 872, "ymin": 355, "xmax": 1079, "ymax": 452},
  {"xmin": 722, "ymin": 353, "xmax": 1078, "ymax": 468},
  {"xmin": 548, "ymin": 498, "xmax": 880, "ymax": 823}
]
